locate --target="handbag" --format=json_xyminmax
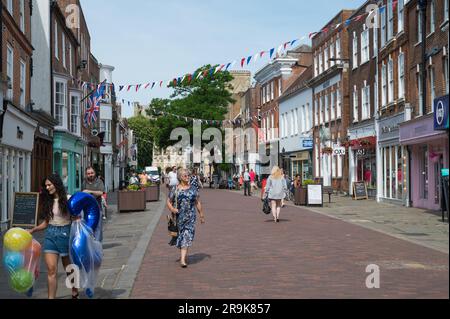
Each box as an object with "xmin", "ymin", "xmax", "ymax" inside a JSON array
[
  {"xmin": 167, "ymin": 189, "xmax": 179, "ymax": 245},
  {"xmin": 262, "ymin": 196, "xmax": 271, "ymax": 215}
]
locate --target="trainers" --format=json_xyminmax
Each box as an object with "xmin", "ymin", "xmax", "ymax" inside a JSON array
[{"xmin": 102, "ymin": 216, "xmax": 107, "ymax": 220}]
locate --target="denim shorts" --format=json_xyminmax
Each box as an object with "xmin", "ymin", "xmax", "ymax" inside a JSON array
[{"xmin": 43, "ymin": 224, "xmax": 72, "ymax": 257}]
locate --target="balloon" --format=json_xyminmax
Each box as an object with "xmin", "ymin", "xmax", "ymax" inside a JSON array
[
  {"xmin": 70, "ymin": 231, "xmax": 102, "ymax": 272},
  {"xmin": 3, "ymin": 252, "xmax": 24, "ymax": 272},
  {"xmin": 23, "ymin": 240, "xmax": 41, "ymax": 271},
  {"xmin": 3, "ymin": 228, "xmax": 32, "ymax": 252},
  {"xmin": 10, "ymin": 270, "xmax": 34, "ymax": 293},
  {"xmin": 67, "ymin": 192, "xmax": 100, "ymax": 233}
]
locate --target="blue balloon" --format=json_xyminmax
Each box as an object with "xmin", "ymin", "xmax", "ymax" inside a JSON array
[
  {"xmin": 70, "ymin": 231, "xmax": 102, "ymax": 272},
  {"xmin": 3, "ymin": 252, "xmax": 24, "ymax": 272},
  {"xmin": 68, "ymin": 192, "xmax": 100, "ymax": 233}
]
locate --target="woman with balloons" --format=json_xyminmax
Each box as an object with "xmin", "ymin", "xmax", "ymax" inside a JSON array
[{"xmin": 28, "ymin": 174, "xmax": 80, "ymax": 299}]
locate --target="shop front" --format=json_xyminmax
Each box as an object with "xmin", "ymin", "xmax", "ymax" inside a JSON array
[
  {"xmin": 53, "ymin": 131, "xmax": 85, "ymax": 195},
  {"xmin": 400, "ymin": 110, "xmax": 449, "ymax": 211},
  {"xmin": 377, "ymin": 112, "xmax": 408, "ymax": 205},
  {"xmin": 0, "ymin": 104, "xmax": 38, "ymax": 228},
  {"xmin": 347, "ymin": 121, "xmax": 377, "ymax": 198}
]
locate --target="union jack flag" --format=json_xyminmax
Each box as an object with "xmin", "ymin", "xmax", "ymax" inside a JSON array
[{"xmin": 84, "ymin": 84, "xmax": 105, "ymax": 127}]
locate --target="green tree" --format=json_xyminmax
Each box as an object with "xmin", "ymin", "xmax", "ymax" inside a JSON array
[
  {"xmin": 147, "ymin": 65, "xmax": 235, "ymax": 150},
  {"xmin": 128, "ymin": 115, "xmax": 154, "ymax": 169}
]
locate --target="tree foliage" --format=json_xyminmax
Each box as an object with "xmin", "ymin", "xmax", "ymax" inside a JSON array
[
  {"xmin": 147, "ymin": 65, "xmax": 235, "ymax": 150},
  {"xmin": 127, "ymin": 115, "xmax": 154, "ymax": 169}
]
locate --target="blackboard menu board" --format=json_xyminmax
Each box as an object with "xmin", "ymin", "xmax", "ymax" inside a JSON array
[
  {"xmin": 11, "ymin": 193, "xmax": 39, "ymax": 228},
  {"xmin": 353, "ymin": 182, "xmax": 368, "ymax": 200}
]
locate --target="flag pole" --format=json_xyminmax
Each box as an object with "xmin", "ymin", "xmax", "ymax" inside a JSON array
[{"xmin": 80, "ymin": 79, "xmax": 107, "ymax": 103}]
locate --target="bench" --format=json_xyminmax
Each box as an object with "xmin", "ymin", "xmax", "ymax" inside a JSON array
[{"xmin": 323, "ymin": 186, "xmax": 333, "ymax": 203}]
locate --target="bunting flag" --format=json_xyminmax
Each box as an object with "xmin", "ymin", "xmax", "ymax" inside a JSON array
[
  {"xmin": 127, "ymin": 85, "xmax": 132, "ymax": 92},
  {"xmin": 354, "ymin": 14, "xmax": 364, "ymax": 22},
  {"xmin": 160, "ymin": 81, "xmax": 163, "ymax": 87},
  {"xmin": 144, "ymin": 83, "xmax": 151, "ymax": 89},
  {"xmin": 309, "ymin": 32, "xmax": 318, "ymax": 39},
  {"xmin": 345, "ymin": 19, "xmax": 352, "ymax": 27},
  {"xmin": 246, "ymin": 56, "xmax": 252, "ymax": 65},
  {"xmin": 241, "ymin": 58, "xmax": 246, "ymax": 68},
  {"xmin": 393, "ymin": 0, "xmax": 398, "ymax": 11},
  {"xmin": 136, "ymin": 84, "xmax": 141, "ymax": 92},
  {"xmin": 260, "ymin": 51, "xmax": 266, "ymax": 58},
  {"xmin": 225, "ymin": 62, "xmax": 232, "ymax": 71},
  {"xmin": 269, "ymin": 48, "xmax": 275, "ymax": 58},
  {"xmin": 290, "ymin": 39, "xmax": 297, "ymax": 47}
]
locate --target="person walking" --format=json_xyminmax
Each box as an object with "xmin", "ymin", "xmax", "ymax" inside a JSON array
[
  {"xmin": 82, "ymin": 167, "xmax": 105, "ymax": 240},
  {"xmin": 243, "ymin": 169, "xmax": 251, "ymax": 196},
  {"xmin": 28, "ymin": 174, "xmax": 80, "ymax": 299},
  {"xmin": 166, "ymin": 169, "xmax": 205, "ymax": 268},
  {"xmin": 139, "ymin": 170, "xmax": 149, "ymax": 186},
  {"xmin": 129, "ymin": 172, "xmax": 140, "ymax": 185},
  {"xmin": 167, "ymin": 166, "xmax": 179, "ymax": 191},
  {"xmin": 189, "ymin": 168, "xmax": 202, "ymax": 192},
  {"xmin": 264, "ymin": 166, "xmax": 287, "ymax": 223},
  {"xmin": 249, "ymin": 169, "xmax": 258, "ymax": 192}
]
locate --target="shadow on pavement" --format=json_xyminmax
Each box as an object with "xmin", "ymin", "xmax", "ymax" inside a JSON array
[{"xmin": 187, "ymin": 253, "xmax": 212, "ymax": 265}]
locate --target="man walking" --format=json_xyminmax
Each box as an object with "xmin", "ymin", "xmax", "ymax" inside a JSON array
[
  {"xmin": 249, "ymin": 169, "xmax": 257, "ymax": 192},
  {"xmin": 82, "ymin": 167, "xmax": 106, "ymax": 241},
  {"xmin": 243, "ymin": 169, "xmax": 251, "ymax": 196},
  {"xmin": 167, "ymin": 166, "xmax": 179, "ymax": 191}
]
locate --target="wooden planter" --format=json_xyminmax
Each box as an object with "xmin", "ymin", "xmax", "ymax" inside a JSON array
[
  {"xmin": 144, "ymin": 185, "xmax": 160, "ymax": 202},
  {"xmin": 294, "ymin": 187, "xmax": 307, "ymax": 206},
  {"xmin": 118, "ymin": 190, "xmax": 146, "ymax": 212}
]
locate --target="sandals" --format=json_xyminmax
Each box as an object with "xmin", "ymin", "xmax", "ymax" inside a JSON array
[{"xmin": 72, "ymin": 293, "xmax": 80, "ymax": 299}]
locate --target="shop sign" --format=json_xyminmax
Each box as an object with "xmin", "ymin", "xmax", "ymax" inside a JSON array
[
  {"xmin": 356, "ymin": 149, "xmax": 366, "ymax": 157},
  {"xmin": 302, "ymin": 139, "xmax": 314, "ymax": 149},
  {"xmin": 333, "ymin": 147, "xmax": 346, "ymax": 156},
  {"xmin": 434, "ymin": 95, "xmax": 449, "ymax": 131}
]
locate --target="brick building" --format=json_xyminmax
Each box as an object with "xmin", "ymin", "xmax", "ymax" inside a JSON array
[
  {"xmin": 0, "ymin": 0, "xmax": 38, "ymax": 228},
  {"xmin": 347, "ymin": 0, "xmax": 379, "ymax": 198},
  {"xmin": 308, "ymin": 10, "xmax": 354, "ymax": 192},
  {"xmin": 399, "ymin": 0, "xmax": 449, "ymax": 210}
]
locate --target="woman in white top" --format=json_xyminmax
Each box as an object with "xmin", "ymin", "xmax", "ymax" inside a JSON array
[
  {"xmin": 264, "ymin": 166, "xmax": 287, "ymax": 223},
  {"xmin": 29, "ymin": 174, "xmax": 79, "ymax": 299}
]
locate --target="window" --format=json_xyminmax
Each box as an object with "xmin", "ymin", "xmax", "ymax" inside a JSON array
[
  {"xmin": 362, "ymin": 84, "xmax": 370, "ymax": 120},
  {"xmin": 294, "ymin": 108, "xmax": 299, "ymax": 135},
  {"xmin": 301, "ymin": 106, "xmax": 306, "ymax": 133},
  {"xmin": 290, "ymin": 110, "xmax": 295, "ymax": 136},
  {"xmin": 445, "ymin": 55, "xmax": 449, "ymax": 94},
  {"xmin": 336, "ymin": 37, "xmax": 341, "ymax": 59},
  {"xmin": 330, "ymin": 42, "xmax": 335, "ymax": 67},
  {"xmin": 324, "ymin": 46, "xmax": 329, "ymax": 70},
  {"xmin": 430, "ymin": 0, "xmax": 435, "ymax": 34},
  {"xmin": 271, "ymin": 81, "xmax": 274, "ymax": 100},
  {"xmin": 353, "ymin": 32, "xmax": 358, "ymax": 68},
  {"xmin": 266, "ymin": 84, "xmax": 270, "ymax": 103},
  {"xmin": 445, "ymin": 0, "xmax": 449, "ymax": 22},
  {"xmin": 62, "ymin": 34, "xmax": 66, "ymax": 69},
  {"xmin": 418, "ymin": 9, "xmax": 422, "ymax": 42},
  {"xmin": 6, "ymin": 45, "xmax": 13, "ymax": 100},
  {"xmin": 387, "ymin": 0, "xmax": 393, "ymax": 40},
  {"xmin": 69, "ymin": 43, "xmax": 73, "ymax": 76},
  {"xmin": 324, "ymin": 94, "xmax": 329, "ymax": 122},
  {"xmin": 20, "ymin": 61, "xmax": 26, "ymax": 108},
  {"xmin": 373, "ymin": 23, "xmax": 378, "ymax": 57},
  {"xmin": 100, "ymin": 120, "xmax": 111, "ymax": 143},
  {"xmin": 319, "ymin": 52, "xmax": 323, "ymax": 74},
  {"xmin": 70, "ymin": 95, "xmax": 80, "ymax": 135},
  {"xmin": 382, "ymin": 63, "xmax": 387, "ymax": 107},
  {"xmin": 330, "ymin": 91, "xmax": 335, "ymax": 121},
  {"xmin": 55, "ymin": 81, "xmax": 66, "ymax": 128},
  {"xmin": 318, "ymin": 96, "xmax": 323, "ymax": 124},
  {"xmin": 7, "ymin": 0, "xmax": 12, "ymax": 14},
  {"xmin": 20, "ymin": 0, "xmax": 25, "ymax": 32},
  {"xmin": 430, "ymin": 67, "xmax": 435, "ymax": 111},
  {"xmin": 336, "ymin": 90, "xmax": 342, "ymax": 118},
  {"xmin": 271, "ymin": 113, "xmax": 275, "ymax": 139},
  {"xmin": 374, "ymin": 75, "xmax": 379, "ymax": 114},
  {"xmin": 55, "ymin": 21, "xmax": 59, "ymax": 60},
  {"xmin": 353, "ymin": 86, "xmax": 359, "ymax": 122},
  {"xmin": 398, "ymin": 0, "xmax": 404, "ymax": 33},
  {"xmin": 381, "ymin": 7, "xmax": 386, "ymax": 47},
  {"xmin": 388, "ymin": 57, "xmax": 394, "ymax": 103},
  {"xmin": 417, "ymin": 72, "xmax": 423, "ymax": 116},
  {"xmin": 398, "ymin": 51, "xmax": 405, "ymax": 99},
  {"xmin": 361, "ymin": 27, "xmax": 369, "ymax": 63},
  {"xmin": 314, "ymin": 54, "xmax": 319, "ymax": 77},
  {"xmin": 278, "ymin": 79, "xmax": 282, "ymax": 97},
  {"xmin": 306, "ymin": 103, "xmax": 311, "ymax": 131},
  {"xmin": 262, "ymin": 87, "xmax": 266, "ymax": 104}
]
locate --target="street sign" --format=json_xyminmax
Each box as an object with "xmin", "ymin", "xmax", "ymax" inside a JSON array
[
  {"xmin": 333, "ymin": 147, "xmax": 346, "ymax": 156},
  {"xmin": 302, "ymin": 139, "xmax": 313, "ymax": 149},
  {"xmin": 434, "ymin": 95, "xmax": 449, "ymax": 130}
]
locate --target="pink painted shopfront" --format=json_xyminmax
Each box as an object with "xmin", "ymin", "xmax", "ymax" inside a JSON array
[{"xmin": 400, "ymin": 114, "xmax": 449, "ymax": 210}]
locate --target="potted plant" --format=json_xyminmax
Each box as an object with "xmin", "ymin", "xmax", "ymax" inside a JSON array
[
  {"xmin": 118, "ymin": 184, "xmax": 146, "ymax": 212},
  {"xmin": 359, "ymin": 138, "xmax": 372, "ymax": 148},
  {"xmin": 143, "ymin": 181, "xmax": 160, "ymax": 202}
]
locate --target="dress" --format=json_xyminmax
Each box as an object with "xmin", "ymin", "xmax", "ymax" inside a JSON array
[{"xmin": 169, "ymin": 185, "xmax": 199, "ymax": 249}]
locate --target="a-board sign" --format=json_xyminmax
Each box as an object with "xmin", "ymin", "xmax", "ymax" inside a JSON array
[
  {"xmin": 307, "ymin": 184, "xmax": 323, "ymax": 206},
  {"xmin": 11, "ymin": 193, "xmax": 39, "ymax": 228},
  {"xmin": 353, "ymin": 182, "xmax": 368, "ymax": 200}
]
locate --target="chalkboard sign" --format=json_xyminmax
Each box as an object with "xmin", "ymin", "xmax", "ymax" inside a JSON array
[
  {"xmin": 353, "ymin": 182, "xmax": 368, "ymax": 200},
  {"xmin": 307, "ymin": 184, "xmax": 323, "ymax": 206},
  {"xmin": 11, "ymin": 193, "xmax": 39, "ymax": 228}
]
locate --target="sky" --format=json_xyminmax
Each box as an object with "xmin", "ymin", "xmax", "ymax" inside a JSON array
[{"xmin": 81, "ymin": 0, "xmax": 366, "ymax": 118}]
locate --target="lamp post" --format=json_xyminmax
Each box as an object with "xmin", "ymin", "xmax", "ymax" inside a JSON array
[{"xmin": 418, "ymin": 0, "xmax": 428, "ymax": 116}]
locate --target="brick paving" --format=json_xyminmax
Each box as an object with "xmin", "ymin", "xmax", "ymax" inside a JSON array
[{"xmin": 131, "ymin": 188, "xmax": 449, "ymax": 299}]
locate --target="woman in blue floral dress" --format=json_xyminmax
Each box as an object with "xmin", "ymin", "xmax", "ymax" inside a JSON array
[{"xmin": 167, "ymin": 169, "xmax": 205, "ymax": 268}]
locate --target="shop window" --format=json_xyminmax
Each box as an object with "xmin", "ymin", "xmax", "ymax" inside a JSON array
[
  {"xmin": 420, "ymin": 146, "xmax": 428, "ymax": 199},
  {"xmin": 397, "ymin": 146, "xmax": 403, "ymax": 200},
  {"xmin": 75, "ymin": 154, "xmax": 81, "ymax": 190},
  {"xmin": 62, "ymin": 152, "xmax": 69, "ymax": 192}
]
